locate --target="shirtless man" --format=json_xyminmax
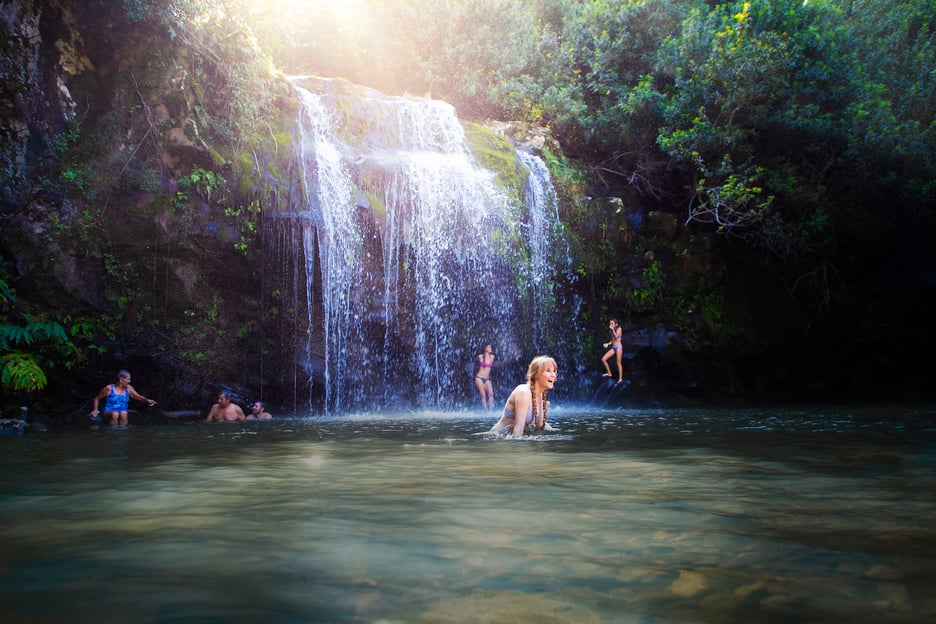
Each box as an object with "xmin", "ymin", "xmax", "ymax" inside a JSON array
[
  {"xmin": 246, "ymin": 401, "xmax": 273, "ymax": 420},
  {"xmin": 204, "ymin": 392, "xmax": 246, "ymax": 423}
]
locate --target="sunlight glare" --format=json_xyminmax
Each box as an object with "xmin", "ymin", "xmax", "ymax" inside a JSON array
[{"xmin": 247, "ymin": 0, "xmax": 373, "ymax": 32}]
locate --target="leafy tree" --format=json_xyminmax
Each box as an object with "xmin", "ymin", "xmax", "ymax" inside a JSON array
[
  {"xmin": 397, "ymin": 0, "xmax": 548, "ymax": 119},
  {"xmin": 542, "ymin": 0, "xmax": 694, "ymax": 158},
  {"xmin": 654, "ymin": 0, "xmax": 859, "ymax": 259},
  {"xmin": 652, "ymin": 0, "xmax": 935, "ymax": 262},
  {"xmin": 842, "ymin": 0, "xmax": 936, "ymax": 126},
  {"xmin": 835, "ymin": 0, "xmax": 936, "ymax": 202}
]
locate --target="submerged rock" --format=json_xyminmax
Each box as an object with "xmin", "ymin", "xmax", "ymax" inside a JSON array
[{"xmin": 0, "ymin": 418, "xmax": 28, "ymax": 435}]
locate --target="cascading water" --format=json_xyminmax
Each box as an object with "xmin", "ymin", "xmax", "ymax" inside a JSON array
[
  {"xmin": 277, "ymin": 77, "xmax": 578, "ymax": 413},
  {"xmin": 516, "ymin": 151, "xmax": 581, "ymax": 352}
]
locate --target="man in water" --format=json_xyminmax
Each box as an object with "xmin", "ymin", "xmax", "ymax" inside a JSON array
[
  {"xmin": 204, "ymin": 392, "xmax": 246, "ymax": 423},
  {"xmin": 247, "ymin": 401, "xmax": 273, "ymax": 420}
]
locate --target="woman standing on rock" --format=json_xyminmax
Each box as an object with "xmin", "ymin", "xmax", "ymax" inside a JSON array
[{"xmin": 601, "ymin": 318, "xmax": 624, "ymax": 383}]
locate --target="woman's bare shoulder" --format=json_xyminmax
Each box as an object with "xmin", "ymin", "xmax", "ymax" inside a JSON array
[{"xmin": 509, "ymin": 383, "xmax": 531, "ymax": 397}]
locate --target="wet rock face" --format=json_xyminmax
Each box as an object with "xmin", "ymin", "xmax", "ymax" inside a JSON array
[
  {"xmin": 1, "ymin": 2, "xmax": 44, "ymax": 208},
  {"xmin": 2, "ymin": 1, "xmax": 112, "ymax": 204}
]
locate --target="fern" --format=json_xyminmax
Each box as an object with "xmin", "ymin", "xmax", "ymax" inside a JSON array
[
  {"xmin": 1, "ymin": 352, "xmax": 48, "ymax": 392},
  {"xmin": 0, "ymin": 324, "xmax": 32, "ymax": 347}
]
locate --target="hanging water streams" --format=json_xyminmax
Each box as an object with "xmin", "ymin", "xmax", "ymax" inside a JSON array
[
  {"xmin": 517, "ymin": 150, "xmax": 581, "ymax": 353},
  {"xmin": 277, "ymin": 77, "xmax": 578, "ymax": 413}
]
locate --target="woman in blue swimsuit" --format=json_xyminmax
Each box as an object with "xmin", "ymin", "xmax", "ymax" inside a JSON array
[
  {"xmin": 90, "ymin": 369, "xmax": 157, "ymax": 427},
  {"xmin": 474, "ymin": 343, "xmax": 496, "ymax": 409},
  {"xmin": 488, "ymin": 355, "xmax": 558, "ymax": 437}
]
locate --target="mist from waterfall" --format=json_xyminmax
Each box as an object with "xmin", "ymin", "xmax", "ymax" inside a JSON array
[{"xmin": 277, "ymin": 79, "xmax": 578, "ymax": 413}]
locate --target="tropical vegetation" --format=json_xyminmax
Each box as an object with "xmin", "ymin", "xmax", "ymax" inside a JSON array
[{"xmin": 1, "ymin": 0, "xmax": 933, "ymax": 407}]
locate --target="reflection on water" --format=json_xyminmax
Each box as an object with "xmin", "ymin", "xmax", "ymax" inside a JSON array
[{"xmin": 1, "ymin": 405, "xmax": 935, "ymax": 623}]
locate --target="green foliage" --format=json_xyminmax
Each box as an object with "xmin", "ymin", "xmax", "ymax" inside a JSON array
[
  {"xmin": 0, "ymin": 259, "xmax": 74, "ymax": 394},
  {"xmin": 224, "ymin": 198, "xmax": 260, "ymax": 256},
  {"xmin": 178, "ymin": 166, "xmax": 224, "ymax": 201},
  {"xmin": 0, "ymin": 324, "xmax": 30, "ymax": 347},
  {"xmin": 837, "ymin": 0, "xmax": 936, "ymax": 200},
  {"xmin": 235, "ymin": 320, "xmax": 255, "ymax": 340},
  {"xmin": 0, "ymin": 276, "xmax": 13, "ymax": 303},
  {"xmin": 39, "ymin": 205, "xmax": 141, "ymax": 363},
  {"xmin": 164, "ymin": 0, "xmax": 291, "ymax": 157},
  {"xmin": 627, "ymin": 261, "xmax": 665, "ymax": 313},
  {"xmin": 542, "ymin": 0, "xmax": 691, "ymax": 156},
  {"xmin": 670, "ymin": 268, "xmax": 748, "ymax": 352},
  {"xmin": 121, "ymin": 0, "xmax": 162, "ymax": 23},
  {"xmin": 33, "ymin": 126, "xmax": 102, "ymax": 199},
  {"xmin": 24, "ymin": 322, "xmax": 69, "ymax": 344},
  {"xmin": 65, "ymin": 315, "xmax": 111, "ymax": 354},
  {"xmin": 176, "ymin": 296, "xmax": 229, "ymax": 363},
  {"xmin": 649, "ymin": 0, "xmax": 936, "ymax": 261},
  {"xmin": 651, "ymin": 1, "xmax": 839, "ymax": 257},
  {"xmin": 842, "ymin": 0, "xmax": 936, "ymax": 125},
  {"xmin": 1, "ymin": 353, "xmax": 48, "ymax": 393},
  {"xmin": 395, "ymin": 0, "xmax": 547, "ymax": 119},
  {"xmin": 542, "ymin": 144, "xmax": 586, "ymax": 204}
]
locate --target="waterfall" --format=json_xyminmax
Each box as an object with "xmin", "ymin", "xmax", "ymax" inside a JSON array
[
  {"xmin": 277, "ymin": 77, "xmax": 576, "ymax": 413},
  {"xmin": 517, "ymin": 151, "xmax": 579, "ymax": 351}
]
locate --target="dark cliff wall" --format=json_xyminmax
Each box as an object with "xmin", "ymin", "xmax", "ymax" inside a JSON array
[{"xmin": 0, "ymin": 1, "xmax": 304, "ymax": 418}]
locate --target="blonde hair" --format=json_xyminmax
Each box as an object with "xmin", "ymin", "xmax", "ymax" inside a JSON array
[{"xmin": 526, "ymin": 355, "xmax": 557, "ymax": 384}]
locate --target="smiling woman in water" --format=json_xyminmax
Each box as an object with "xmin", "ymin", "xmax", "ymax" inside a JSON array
[{"xmin": 488, "ymin": 355, "xmax": 557, "ymax": 437}]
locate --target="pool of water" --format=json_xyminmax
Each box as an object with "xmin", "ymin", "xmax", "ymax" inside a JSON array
[{"xmin": 2, "ymin": 404, "xmax": 935, "ymax": 623}]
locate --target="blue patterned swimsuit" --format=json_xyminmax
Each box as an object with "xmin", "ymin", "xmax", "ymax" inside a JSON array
[{"xmin": 103, "ymin": 385, "xmax": 130, "ymax": 412}]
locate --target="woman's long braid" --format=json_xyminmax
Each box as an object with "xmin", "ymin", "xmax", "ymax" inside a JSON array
[
  {"xmin": 530, "ymin": 382, "xmax": 549, "ymax": 431},
  {"xmin": 540, "ymin": 388, "xmax": 548, "ymax": 429}
]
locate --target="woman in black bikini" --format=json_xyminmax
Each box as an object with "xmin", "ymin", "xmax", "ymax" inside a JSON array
[{"xmin": 474, "ymin": 343, "xmax": 496, "ymax": 409}]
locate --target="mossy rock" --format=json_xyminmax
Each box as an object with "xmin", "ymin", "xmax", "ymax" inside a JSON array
[{"xmin": 463, "ymin": 121, "xmax": 527, "ymax": 198}]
